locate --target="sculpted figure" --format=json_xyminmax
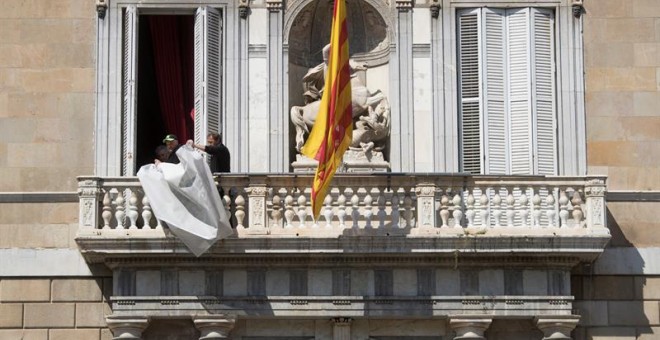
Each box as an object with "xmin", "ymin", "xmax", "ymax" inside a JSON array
[{"xmin": 291, "ymin": 44, "xmax": 389, "ymax": 153}]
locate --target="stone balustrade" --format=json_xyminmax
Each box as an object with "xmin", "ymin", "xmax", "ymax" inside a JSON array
[{"xmin": 77, "ymin": 174, "xmax": 609, "ymax": 238}]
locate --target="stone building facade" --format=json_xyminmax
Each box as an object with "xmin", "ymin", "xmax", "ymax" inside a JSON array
[{"xmin": 0, "ymin": 0, "xmax": 658, "ymax": 339}]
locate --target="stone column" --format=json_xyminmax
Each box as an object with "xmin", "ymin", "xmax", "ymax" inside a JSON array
[
  {"xmin": 448, "ymin": 317, "xmax": 492, "ymax": 340},
  {"xmin": 332, "ymin": 317, "xmax": 352, "ymax": 340},
  {"xmin": 535, "ymin": 315, "xmax": 579, "ymax": 340},
  {"xmin": 193, "ymin": 315, "xmax": 236, "ymax": 340},
  {"xmin": 106, "ymin": 315, "xmax": 149, "ymax": 340}
]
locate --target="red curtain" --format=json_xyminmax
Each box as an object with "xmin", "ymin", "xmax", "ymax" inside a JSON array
[{"xmin": 149, "ymin": 16, "xmax": 194, "ymax": 142}]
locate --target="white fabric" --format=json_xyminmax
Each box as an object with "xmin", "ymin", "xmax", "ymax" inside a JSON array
[{"xmin": 137, "ymin": 145, "xmax": 233, "ymax": 256}]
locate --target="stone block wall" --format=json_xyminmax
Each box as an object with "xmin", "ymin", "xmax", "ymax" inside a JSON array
[
  {"xmin": 580, "ymin": 0, "xmax": 660, "ymax": 338},
  {"xmin": 0, "ymin": 278, "xmax": 111, "ymax": 340}
]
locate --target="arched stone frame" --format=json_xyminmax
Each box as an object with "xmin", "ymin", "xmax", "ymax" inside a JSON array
[{"xmin": 283, "ymin": 0, "xmax": 396, "ymax": 167}]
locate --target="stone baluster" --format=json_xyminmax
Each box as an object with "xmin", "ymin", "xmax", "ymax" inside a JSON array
[
  {"xmin": 323, "ymin": 193, "xmax": 334, "ymax": 228},
  {"xmin": 193, "ymin": 315, "xmax": 236, "ymax": 340},
  {"xmin": 106, "ymin": 315, "xmax": 149, "ymax": 340},
  {"xmin": 337, "ymin": 188, "xmax": 347, "ymax": 228},
  {"xmin": 271, "ymin": 191, "xmax": 282, "ymax": 228},
  {"xmin": 332, "ymin": 317, "xmax": 352, "ymax": 340},
  {"xmin": 492, "ymin": 192, "xmax": 502, "ymax": 228},
  {"xmin": 351, "ymin": 191, "xmax": 360, "ymax": 229},
  {"xmin": 234, "ymin": 193, "xmax": 246, "ymax": 229},
  {"xmin": 546, "ymin": 192, "xmax": 557, "ymax": 227},
  {"xmin": 532, "ymin": 191, "xmax": 542, "ymax": 228},
  {"xmin": 479, "ymin": 192, "xmax": 489, "ymax": 228},
  {"xmin": 78, "ymin": 177, "xmax": 102, "ymax": 230},
  {"xmin": 506, "ymin": 189, "xmax": 515, "ymax": 227},
  {"xmin": 391, "ymin": 191, "xmax": 401, "ymax": 229},
  {"xmin": 297, "ymin": 192, "xmax": 308, "ymax": 228},
  {"xmin": 465, "ymin": 191, "xmax": 475, "ymax": 227},
  {"xmin": 141, "ymin": 194, "xmax": 153, "ymax": 229},
  {"xmin": 127, "ymin": 190, "xmax": 139, "ymax": 229},
  {"xmin": 449, "ymin": 316, "xmax": 492, "ymax": 340},
  {"xmin": 114, "ymin": 192, "xmax": 125, "ymax": 229},
  {"xmin": 571, "ymin": 190, "xmax": 584, "ymax": 227},
  {"xmin": 102, "ymin": 191, "xmax": 112, "ymax": 230},
  {"xmin": 534, "ymin": 315, "xmax": 579, "ymax": 340},
  {"xmin": 452, "ymin": 193, "xmax": 463, "ymax": 228},
  {"xmin": 284, "ymin": 191, "xmax": 295, "ymax": 229},
  {"xmin": 585, "ymin": 177, "xmax": 609, "ymax": 235},
  {"xmin": 519, "ymin": 188, "xmax": 529, "ymax": 228},
  {"xmin": 403, "ymin": 191, "xmax": 414, "ymax": 228},
  {"xmin": 246, "ymin": 186, "xmax": 267, "ymax": 233},
  {"xmin": 364, "ymin": 192, "xmax": 374, "ymax": 229},
  {"xmin": 415, "ymin": 184, "xmax": 437, "ymax": 228},
  {"xmin": 439, "ymin": 194, "xmax": 450, "ymax": 227},
  {"xmin": 558, "ymin": 189, "xmax": 570, "ymax": 228},
  {"xmin": 377, "ymin": 187, "xmax": 387, "ymax": 228}
]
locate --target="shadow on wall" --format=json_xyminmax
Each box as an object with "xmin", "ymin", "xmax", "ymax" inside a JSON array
[{"xmin": 571, "ymin": 207, "xmax": 650, "ymax": 339}]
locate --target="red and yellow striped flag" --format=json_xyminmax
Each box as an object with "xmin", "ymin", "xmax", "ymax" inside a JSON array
[{"xmin": 302, "ymin": 0, "xmax": 352, "ymax": 220}]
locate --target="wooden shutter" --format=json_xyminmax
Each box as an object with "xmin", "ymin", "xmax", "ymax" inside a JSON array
[
  {"xmin": 194, "ymin": 7, "xmax": 222, "ymax": 145},
  {"xmin": 531, "ymin": 8, "xmax": 557, "ymax": 175},
  {"xmin": 482, "ymin": 8, "xmax": 508, "ymax": 175},
  {"xmin": 121, "ymin": 5, "xmax": 138, "ymax": 175},
  {"xmin": 458, "ymin": 9, "xmax": 482, "ymax": 174},
  {"xmin": 506, "ymin": 8, "xmax": 533, "ymax": 175}
]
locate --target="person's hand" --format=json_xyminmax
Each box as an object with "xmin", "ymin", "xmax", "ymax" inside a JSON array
[{"xmin": 186, "ymin": 139, "xmax": 194, "ymax": 147}]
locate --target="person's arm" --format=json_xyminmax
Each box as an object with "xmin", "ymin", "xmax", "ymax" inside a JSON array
[{"xmin": 187, "ymin": 139, "xmax": 207, "ymax": 152}]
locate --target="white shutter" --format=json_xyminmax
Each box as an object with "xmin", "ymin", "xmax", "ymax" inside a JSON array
[
  {"xmin": 121, "ymin": 5, "xmax": 138, "ymax": 175},
  {"xmin": 531, "ymin": 8, "xmax": 557, "ymax": 175},
  {"xmin": 482, "ymin": 8, "xmax": 507, "ymax": 175},
  {"xmin": 194, "ymin": 7, "xmax": 222, "ymax": 145},
  {"xmin": 506, "ymin": 8, "xmax": 533, "ymax": 175},
  {"xmin": 458, "ymin": 9, "xmax": 482, "ymax": 174}
]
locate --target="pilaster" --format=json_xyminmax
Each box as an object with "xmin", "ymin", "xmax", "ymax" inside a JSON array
[
  {"xmin": 193, "ymin": 315, "xmax": 236, "ymax": 340},
  {"xmin": 332, "ymin": 317, "xmax": 352, "ymax": 340},
  {"xmin": 392, "ymin": 0, "xmax": 415, "ymax": 172},
  {"xmin": 106, "ymin": 315, "xmax": 149, "ymax": 340},
  {"xmin": 535, "ymin": 315, "xmax": 579, "ymax": 340},
  {"xmin": 266, "ymin": 0, "xmax": 286, "ymax": 172},
  {"xmin": 448, "ymin": 316, "xmax": 492, "ymax": 340}
]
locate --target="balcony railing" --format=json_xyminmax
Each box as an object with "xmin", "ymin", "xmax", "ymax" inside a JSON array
[{"xmin": 77, "ymin": 174, "xmax": 609, "ymax": 238}]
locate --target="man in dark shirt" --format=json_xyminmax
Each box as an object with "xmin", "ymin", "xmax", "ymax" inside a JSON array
[
  {"xmin": 190, "ymin": 133, "xmax": 230, "ymax": 173},
  {"xmin": 162, "ymin": 134, "xmax": 182, "ymax": 164}
]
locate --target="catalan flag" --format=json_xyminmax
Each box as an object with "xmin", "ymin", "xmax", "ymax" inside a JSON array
[{"xmin": 302, "ymin": 0, "xmax": 352, "ymax": 220}]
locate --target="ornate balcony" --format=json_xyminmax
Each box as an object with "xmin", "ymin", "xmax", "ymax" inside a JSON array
[{"xmin": 76, "ymin": 174, "xmax": 610, "ymax": 263}]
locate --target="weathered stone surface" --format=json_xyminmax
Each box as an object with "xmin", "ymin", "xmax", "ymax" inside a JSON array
[
  {"xmin": 75, "ymin": 302, "xmax": 111, "ymax": 328},
  {"xmin": 607, "ymin": 301, "xmax": 660, "ymax": 326},
  {"xmin": 49, "ymin": 329, "xmax": 100, "ymax": 340},
  {"xmin": 24, "ymin": 303, "xmax": 75, "ymax": 328},
  {"xmin": 0, "ymin": 303, "xmax": 23, "ymax": 328},
  {"xmin": 583, "ymin": 276, "xmax": 636, "ymax": 300},
  {"xmin": 0, "ymin": 329, "xmax": 47, "ymax": 340},
  {"xmin": 0, "ymin": 279, "xmax": 50, "ymax": 302},
  {"xmin": 52, "ymin": 278, "xmax": 102, "ymax": 302}
]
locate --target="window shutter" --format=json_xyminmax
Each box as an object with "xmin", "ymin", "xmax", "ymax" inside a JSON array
[
  {"xmin": 194, "ymin": 7, "xmax": 222, "ymax": 145},
  {"xmin": 506, "ymin": 8, "xmax": 533, "ymax": 175},
  {"xmin": 531, "ymin": 8, "xmax": 557, "ymax": 175},
  {"xmin": 458, "ymin": 9, "xmax": 482, "ymax": 174},
  {"xmin": 482, "ymin": 8, "xmax": 507, "ymax": 175},
  {"xmin": 121, "ymin": 5, "xmax": 138, "ymax": 175}
]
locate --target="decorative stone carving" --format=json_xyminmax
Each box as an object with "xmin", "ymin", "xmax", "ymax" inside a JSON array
[
  {"xmin": 291, "ymin": 44, "xmax": 391, "ymax": 173},
  {"xmin": 238, "ymin": 0, "xmax": 250, "ymax": 19},
  {"xmin": 333, "ymin": 317, "xmax": 352, "ymax": 340},
  {"xmin": 266, "ymin": 0, "xmax": 283, "ymax": 12},
  {"xmin": 396, "ymin": 0, "xmax": 413, "ymax": 11}
]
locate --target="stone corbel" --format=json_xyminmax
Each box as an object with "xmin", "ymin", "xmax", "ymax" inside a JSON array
[
  {"xmin": 396, "ymin": 0, "xmax": 413, "ymax": 12},
  {"xmin": 448, "ymin": 316, "xmax": 492, "ymax": 340},
  {"xmin": 430, "ymin": 0, "xmax": 441, "ymax": 18},
  {"xmin": 571, "ymin": 0, "xmax": 584, "ymax": 18},
  {"xmin": 96, "ymin": 0, "xmax": 108, "ymax": 19},
  {"xmin": 332, "ymin": 317, "xmax": 352, "ymax": 340},
  {"xmin": 238, "ymin": 0, "xmax": 250, "ymax": 19},
  {"xmin": 193, "ymin": 315, "xmax": 237, "ymax": 340},
  {"xmin": 266, "ymin": 0, "xmax": 283, "ymax": 12},
  {"xmin": 106, "ymin": 315, "xmax": 149, "ymax": 340},
  {"xmin": 535, "ymin": 315, "xmax": 580, "ymax": 340}
]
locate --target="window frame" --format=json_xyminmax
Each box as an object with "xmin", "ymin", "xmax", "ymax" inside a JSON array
[
  {"xmin": 94, "ymin": 0, "xmax": 233, "ymax": 176},
  {"xmin": 435, "ymin": 0, "xmax": 586, "ymax": 175}
]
